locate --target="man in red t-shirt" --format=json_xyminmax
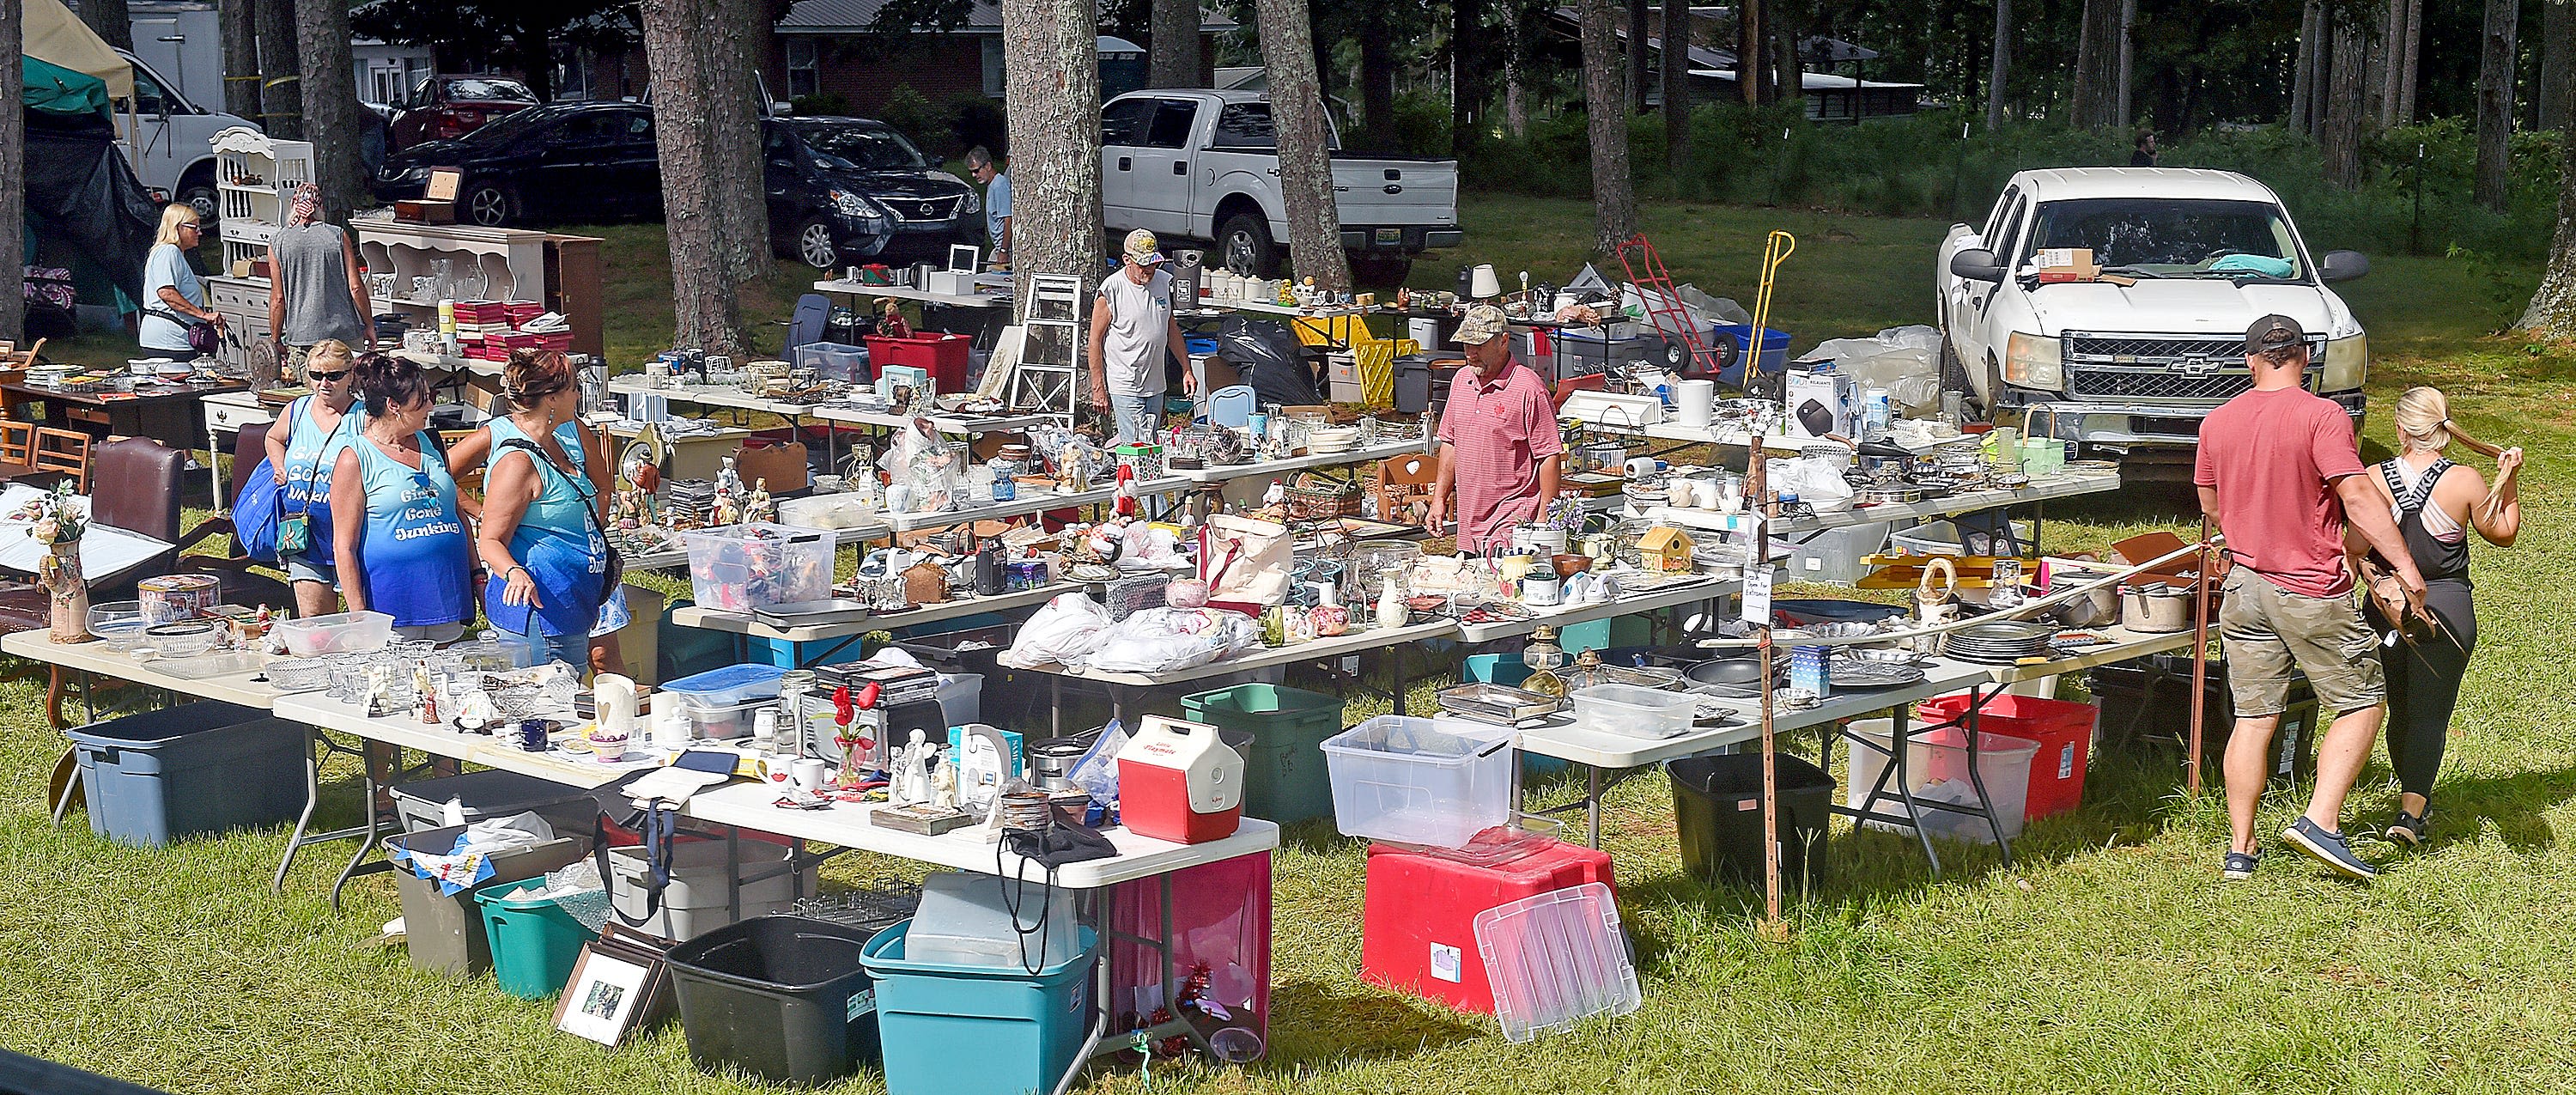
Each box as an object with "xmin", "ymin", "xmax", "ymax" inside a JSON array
[
  {"xmin": 1427, "ymin": 305, "xmax": 1563, "ymax": 552},
  {"xmin": 2196, "ymin": 314, "xmax": 2424, "ymax": 882}
]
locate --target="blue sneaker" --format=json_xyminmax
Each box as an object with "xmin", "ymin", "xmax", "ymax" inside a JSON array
[
  {"xmin": 2284, "ymin": 817, "xmax": 2380, "ymax": 880},
  {"xmin": 2221, "ymin": 851, "xmax": 2259, "ymax": 881}
]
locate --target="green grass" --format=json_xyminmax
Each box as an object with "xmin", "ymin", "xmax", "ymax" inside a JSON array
[{"xmin": 11, "ymin": 199, "xmax": 2576, "ymax": 1092}]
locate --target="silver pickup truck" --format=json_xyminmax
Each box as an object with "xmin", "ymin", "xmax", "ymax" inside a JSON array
[{"xmin": 1100, "ymin": 88, "xmax": 1461, "ymax": 283}]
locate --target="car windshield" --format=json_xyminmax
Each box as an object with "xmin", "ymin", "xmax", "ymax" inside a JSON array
[
  {"xmin": 2021, "ymin": 198, "xmax": 2308, "ymax": 280},
  {"xmin": 793, "ymin": 123, "xmax": 928, "ymax": 171},
  {"xmin": 447, "ymin": 79, "xmax": 536, "ymax": 103}
]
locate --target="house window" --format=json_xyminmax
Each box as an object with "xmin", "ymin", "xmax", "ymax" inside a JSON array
[
  {"xmin": 787, "ymin": 38, "xmax": 820, "ymax": 100},
  {"xmin": 982, "ymin": 37, "xmax": 1004, "ymax": 98}
]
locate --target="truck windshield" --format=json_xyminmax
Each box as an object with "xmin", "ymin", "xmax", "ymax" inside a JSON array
[{"xmin": 2022, "ymin": 198, "xmax": 2307, "ymax": 280}]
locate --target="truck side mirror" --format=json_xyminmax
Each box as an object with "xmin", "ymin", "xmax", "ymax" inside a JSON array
[
  {"xmin": 2319, "ymin": 250, "xmax": 2368, "ymax": 283},
  {"xmin": 1949, "ymin": 248, "xmax": 2005, "ymax": 283}
]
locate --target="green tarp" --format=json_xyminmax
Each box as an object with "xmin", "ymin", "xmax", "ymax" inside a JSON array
[{"xmin": 21, "ymin": 56, "xmax": 112, "ymax": 119}]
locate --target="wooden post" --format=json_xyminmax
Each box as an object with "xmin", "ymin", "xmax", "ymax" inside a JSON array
[{"xmin": 2187, "ymin": 514, "xmax": 2210, "ymax": 794}]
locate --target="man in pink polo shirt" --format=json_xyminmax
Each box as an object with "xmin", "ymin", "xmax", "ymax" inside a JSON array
[{"xmin": 1427, "ymin": 305, "xmax": 1563, "ymax": 551}]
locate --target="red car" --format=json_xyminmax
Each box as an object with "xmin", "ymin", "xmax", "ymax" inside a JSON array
[{"xmin": 390, "ymin": 76, "xmax": 540, "ymax": 151}]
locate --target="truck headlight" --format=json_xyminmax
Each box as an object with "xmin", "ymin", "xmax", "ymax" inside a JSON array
[
  {"xmin": 2324, "ymin": 333, "xmax": 2366, "ymax": 392},
  {"xmin": 2003, "ymin": 332, "xmax": 2063, "ymax": 391}
]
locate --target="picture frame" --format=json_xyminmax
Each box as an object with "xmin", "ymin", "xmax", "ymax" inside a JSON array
[{"xmin": 551, "ymin": 928, "xmax": 674, "ymax": 1047}]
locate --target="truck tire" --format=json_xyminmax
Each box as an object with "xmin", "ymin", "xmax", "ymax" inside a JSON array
[
  {"xmin": 1218, "ymin": 213, "xmax": 1280, "ymax": 277},
  {"xmin": 1350, "ymin": 255, "xmax": 1413, "ymax": 287}
]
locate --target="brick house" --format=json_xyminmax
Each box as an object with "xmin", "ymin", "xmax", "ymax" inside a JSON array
[{"xmin": 766, "ymin": 0, "xmax": 1235, "ymax": 118}]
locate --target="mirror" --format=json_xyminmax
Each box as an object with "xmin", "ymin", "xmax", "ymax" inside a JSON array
[
  {"xmin": 2319, "ymin": 250, "xmax": 2369, "ymax": 283},
  {"xmin": 1949, "ymin": 248, "xmax": 2005, "ymax": 283}
]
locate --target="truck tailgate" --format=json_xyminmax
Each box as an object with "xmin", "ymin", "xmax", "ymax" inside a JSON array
[{"xmin": 1331, "ymin": 158, "xmax": 1459, "ymax": 228}]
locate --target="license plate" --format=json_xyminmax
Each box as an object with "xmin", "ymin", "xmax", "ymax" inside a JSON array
[{"xmin": 1374, "ymin": 228, "xmax": 1401, "ymax": 244}]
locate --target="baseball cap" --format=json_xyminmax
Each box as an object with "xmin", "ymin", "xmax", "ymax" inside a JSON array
[
  {"xmin": 1122, "ymin": 228, "xmax": 1166, "ymax": 266},
  {"xmin": 2244, "ymin": 313, "xmax": 2306, "ymax": 355},
  {"xmin": 1455, "ymin": 304, "xmax": 1510, "ymax": 346}
]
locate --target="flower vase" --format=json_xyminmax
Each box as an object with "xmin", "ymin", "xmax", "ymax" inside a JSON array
[{"xmin": 42, "ymin": 541, "xmax": 88, "ymax": 642}]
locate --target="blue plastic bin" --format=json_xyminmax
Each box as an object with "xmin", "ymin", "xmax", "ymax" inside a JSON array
[
  {"xmin": 862, "ymin": 920, "xmax": 1097, "ymax": 1095},
  {"xmin": 1710, "ymin": 323, "xmax": 1791, "ymax": 387},
  {"xmin": 65, "ymin": 702, "xmax": 305, "ymax": 847}
]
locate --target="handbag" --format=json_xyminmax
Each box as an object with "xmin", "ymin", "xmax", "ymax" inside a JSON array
[
  {"xmin": 144, "ymin": 307, "xmax": 219, "ymax": 356},
  {"xmin": 1197, "ymin": 513, "xmax": 1292, "ymax": 607}
]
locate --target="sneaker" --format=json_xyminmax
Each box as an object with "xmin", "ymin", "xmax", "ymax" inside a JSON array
[
  {"xmin": 2221, "ymin": 851, "xmax": 2259, "ymax": 881},
  {"xmin": 2385, "ymin": 809, "xmax": 2430, "ymax": 848},
  {"xmin": 2284, "ymin": 817, "xmax": 2381, "ymax": 880}
]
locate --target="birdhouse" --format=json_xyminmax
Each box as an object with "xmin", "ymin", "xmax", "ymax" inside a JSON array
[{"xmin": 1637, "ymin": 526, "xmax": 1695, "ymax": 574}]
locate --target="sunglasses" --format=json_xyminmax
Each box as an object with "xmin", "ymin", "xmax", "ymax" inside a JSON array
[{"xmin": 307, "ymin": 368, "xmax": 351, "ymax": 381}]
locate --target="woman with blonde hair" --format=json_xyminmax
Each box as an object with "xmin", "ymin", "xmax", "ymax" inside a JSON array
[
  {"xmin": 2352, "ymin": 386, "xmax": 2522, "ymax": 846},
  {"xmin": 139, "ymin": 204, "xmax": 222, "ymax": 356}
]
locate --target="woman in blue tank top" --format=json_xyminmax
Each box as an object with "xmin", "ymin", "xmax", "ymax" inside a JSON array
[
  {"xmin": 475, "ymin": 350, "xmax": 611, "ymax": 671},
  {"xmin": 328, "ymin": 354, "xmax": 472, "ymax": 642}
]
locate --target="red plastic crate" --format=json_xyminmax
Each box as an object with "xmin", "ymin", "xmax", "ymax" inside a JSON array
[
  {"xmin": 1917, "ymin": 692, "xmax": 2098, "ymax": 821},
  {"xmin": 1361, "ymin": 830, "xmax": 1615, "ymax": 1014},
  {"xmin": 865, "ymin": 332, "xmax": 971, "ymax": 393}
]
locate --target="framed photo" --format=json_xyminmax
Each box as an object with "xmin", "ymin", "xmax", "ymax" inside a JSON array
[{"xmin": 552, "ymin": 937, "xmax": 669, "ymax": 1047}]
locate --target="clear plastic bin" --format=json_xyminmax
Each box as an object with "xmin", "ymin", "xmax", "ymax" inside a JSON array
[
  {"xmin": 905, "ymin": 871, "xmax": 1082, "ymax": 970},
  {"xmin": 1569, "ymin": 684, "xmax": 1696, "ymax": 739},
  {"xmin": 1843, "ymin": 718, "xmax": 2038, "ymax": 844},
  {"xmin": 1472, "ymin": 881, "xmax": 1640, "ymax": 1043},
  {"xmin": 680, "ymin": 523, "xmax": 836, "ymax": 612},
  {"xmin": 1319, "ymin": 715, "xmax": 1516, "ymax": 849},
  {"xmin": 272, "ymin": 609, "xmax": 394, "ymax": 658}
]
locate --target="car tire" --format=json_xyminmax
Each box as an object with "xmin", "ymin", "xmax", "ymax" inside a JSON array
[
  {"xmin": 1350, "ymin": 255, "xmax": 1413, "ymax": 286},
  {"xmin": 793, "ymin": 217, "xmax": 841, "ymax": 271},
  {"xmin": 1218, "ymin": 213, "xmax": 1279, "ymax": 277},
  {"xmin": 463, "ymin": 184, "xmax": 516, "ymax": 228}
]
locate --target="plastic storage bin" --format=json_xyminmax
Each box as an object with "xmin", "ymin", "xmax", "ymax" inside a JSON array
[
  {"xmin": 271, "ymin": 609, "xmax": 394, "ymax": 658},
  {"xmin": 658, "ymin": 663, "xmax": 787, "ymax": 709},
  {"xmin": 1183, "ymin": 683, "xmax": 1346, "ymax": 825},
  {"xmin": 1473, "ymin": 882, "xmax": 1642, "ymax": 1043},
  {"xmin": 668, "ymin": 916, "xmax": 883, "ymax": 1086},
  {"xmin": 388, "ymin": 824, "xmax": 588, "ymax": 976},
  {"xmin": 1362, "ymin": 830, "xmax": 1615, "ymax": 1014},
  {"xmin": 864, "ymin": 332, "xmax": 970, "ymax": 393},
  {"xmin": 863, "ymin": 921, "xmax": 1097, "ymax": 1095},
  {"xmin": 1843, "ymin": 720, "xmax": 2039, "ymax": 844},
  {"xmin": 905, "ymin": 872, "xmax": 1082, "ymax": 970},
  {"xmin": 1321, "ymin": 715, "xmax": 1516, "ymax": 848},
  {"xmin": 389, "ymin": 769, "xmax": 598, "ymax": 835},
  {"xmin": 1917, "ymin": 693, "xmax": 2098, "ymax": 821},
  {"xmin": 1784, "ymin": 521, "xmax": 1893, "ymax": 584},
  {"xmin": 472, "ymin": 879, "xmax": 598, "ymax": 999},
  {"xmin": 64, "ymin": 703, "xmax": 305, "ymax": 847},
  {"xmin": 1668, "ymin": 752, "xmax": 1837, "ymax": 891},
  {"xmin": 607, "ymin": 836, "xmax": 811, "ymax": 940},
  {"xmin": 1569, "ymin": 684, "xmax": 1695, "ymax": 739},
  {"xmin": 792, "ymin": 341, "xmax": 871, "ymax": 383},
  {"xmin": 679, "ymin": 523, "xmax": 835, "ymax": 612}
]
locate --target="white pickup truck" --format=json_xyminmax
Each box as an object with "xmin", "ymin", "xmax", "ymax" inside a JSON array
[
  {"xmin": 1937, "ymin": 167, "xmax": 2371, "ymax": 470},
  {"xmin": 1099, "ymin": 88, "xmax": 1462, "ymax": 283}
]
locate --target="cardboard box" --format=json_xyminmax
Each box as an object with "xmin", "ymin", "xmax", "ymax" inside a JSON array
[{"xmin": 1784, "ymin": 368, "xmax": 1857, "ymax": 441}]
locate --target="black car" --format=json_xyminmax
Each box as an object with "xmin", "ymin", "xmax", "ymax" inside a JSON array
[{"xmin": 374, "ymin": 103, "xmax": 978, "ymax": 270}]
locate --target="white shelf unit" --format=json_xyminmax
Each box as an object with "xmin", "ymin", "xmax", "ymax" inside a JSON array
[
  {"xmin": 211, "ymin": 126, "xmax": 313, "ymax": 277},
  {"xmin": 350, "ymin": 216, "xmax": 551, "ymax": 330}
]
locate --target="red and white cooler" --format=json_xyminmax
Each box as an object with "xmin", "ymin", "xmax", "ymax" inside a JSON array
[{"xmin": 1116, "ymin": 715, "xmax": 1245, "ymax": 843}]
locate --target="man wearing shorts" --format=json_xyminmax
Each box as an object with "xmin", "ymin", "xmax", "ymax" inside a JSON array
[{"xmin": 2196, "ymin": 314, "xmax": 2425, "ymax": 881}]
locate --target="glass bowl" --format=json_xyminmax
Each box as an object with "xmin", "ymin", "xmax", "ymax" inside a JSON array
[{"xmin": 88, "ymin": 600, "xmax": 149, "ymax": 650}]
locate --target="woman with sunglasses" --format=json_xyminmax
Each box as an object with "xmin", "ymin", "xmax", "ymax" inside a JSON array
[
  {"xmin": 473, "ymin": 350, "xmax": 613, "ymax": 670},
  {"xmin": 327, "ymin": 354, "xmax": 472, "ymax": 642},
  {"xmin": 263, "ymin": 338, "xmax": 363, "ymax": 617}
]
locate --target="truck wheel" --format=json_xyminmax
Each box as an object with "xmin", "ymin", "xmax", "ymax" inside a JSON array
[
  {"xmin": 1218, "ymin": 213, "xmax": 1279, "ymax": 277},
  {"xmin": 1350, "ymin": 255, "xmax": 1413, "ymax": 287}
]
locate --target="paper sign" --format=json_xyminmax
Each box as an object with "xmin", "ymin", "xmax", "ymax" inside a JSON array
[{"xmin": 1741, "ymin": 565, "xmax": 1773, "ymax": 626}]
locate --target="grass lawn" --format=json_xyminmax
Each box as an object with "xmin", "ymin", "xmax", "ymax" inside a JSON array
[{"xmin": 9, "ymin": 197, "xmax": 2576, "ymax": 1093}]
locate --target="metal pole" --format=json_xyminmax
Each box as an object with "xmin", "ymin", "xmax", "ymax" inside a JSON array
[{"xmin": 2187, "ymin": 515, "xmax": 2210, "ymax": 794}]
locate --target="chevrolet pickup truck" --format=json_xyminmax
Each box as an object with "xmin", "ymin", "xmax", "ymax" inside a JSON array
[
  {"xmin": 1100, "ymin": 88, "xmax": 1461, "ymax": 284},
  {"xmin": 1937, "ymin": 167, "xmax": 2371, "ymax": 471}
]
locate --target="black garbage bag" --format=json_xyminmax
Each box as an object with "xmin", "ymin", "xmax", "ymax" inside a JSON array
[{"xmin": 1215, "ymin": 315, "xmax": 1322, "ymax": 407}]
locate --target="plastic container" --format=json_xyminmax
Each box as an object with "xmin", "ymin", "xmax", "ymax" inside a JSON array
[
  {"xmin": 791, "ymin": 340, "xmax": 872, "ymax": 383},
  {"xmin": 64, "ymin": 703, "xmax": 305, "ymax": 847},
  {"xmin": 388, "ymin": 824, "xmax": 589, "ymax": 976},
  {"xmin": 863, "ymin": 920, "xmax": 1098, "ymax": 1095},
  {"xmin": 606, "ymin": 836, "xmax": 810, "ymax": 940},
  {"xmin": 1320, "ymin": 715, "xmax": 1516, "ymax": 848},
  {"xmin": 1668, "ymin": 752, "xmax": 1837, "ymax": 891},
  {"xmin": 668, "ymin": 916, "xmax": 883, "ymax": 1086},
  {"xmin": 657, "ymin": 663, "xmax": 787, "ymax": 709},
  {"xmin": 1916, "ymin": 692, "xmax": 2098, "ymax": 821},
  {"xmin": 1784, "ymin": 521, "xmax": 1893, "ymax": 584},
  {"xmin": 1362, "ymin": 830, "xmax": 1614, "ymax": 1013},
  {"xmin": 271, "ymin": 609, "xmax": 394, "ymax": 658},
  {"xmin": 389, "ymin": 769, "xmax": 598, "ymax": 835},
  {"xmin": 1843, "ymin": 719, "xmax": 2040, "ymax": 844},
  {"xmin": 1568, "ymin": 684, "xmax": 1696, "ymax": 740},
  {"xmin": 863, "ymin": 332, "xmax": 970, "ymax": 393},
  {"xmin": 905, "ymin": 871, "xmax": 1082, "ymax": 971},
  {"xmin": 472, "ymin": 879, "xmax": 599, "ymax": 999},
  {"xmin": 679, "ymin": 523, "xmax": 835, "ymax": 612},
  {"xmin": 1473, "ymin": 882, "xmax": 1642, "ymax": 1043},
  {"xmin": 1183, "ymin": 684, "xmax": 1345, "ymax": 825}
]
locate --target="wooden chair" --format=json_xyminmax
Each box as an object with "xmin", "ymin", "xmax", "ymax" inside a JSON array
[
  {"xmin": 31, "ymin": 428, "xmax": 90, "ymax": 492},
  {"xmin": 0, "ymin": 421, "xmax": 35, "ymax": 480}
]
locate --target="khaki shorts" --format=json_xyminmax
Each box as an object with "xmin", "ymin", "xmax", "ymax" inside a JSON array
[{"xmin": 2218, "ymin": 569, "xmax": 2385, "ymax": 717}]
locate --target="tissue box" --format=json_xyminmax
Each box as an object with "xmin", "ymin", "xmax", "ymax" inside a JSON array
[{"xmin": 1785, "ymin": 368, "xmax": 1857, "ymax": 441}]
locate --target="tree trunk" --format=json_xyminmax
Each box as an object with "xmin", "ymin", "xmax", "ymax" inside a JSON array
[
  {"xmin": 1359, "ymin": 23, "xmax": 1396, "ymax": 149},
  {"xmin": 703, "ymin": 0, "xmax": 771, "ymax": 281},
  {"xmin": 1451, "ymin": 0, "xmax": 1482, "ymax": 155},
  {"xmin": 2397, "ymin": 0, "xmax": 2422, "ymax": 125},
  {"xmin": 221, "ymin": 0, "xmax": 263, "ymax": 120},
  {"xmin": 1628, "ymin": 0, "xmax": 1650, "ymax": 113},
  {"xmin": 2544, "ymin": 0, "xmax": 2576, "ymax": 131},
  {"xmin": 1662, "ymin": 0, "xmax": 1691, "ymax": 179},
  {"xmin": 1254, "ymin": 0, "xmax": 1351, "ymax": 290},
  {"xmin": 2321, "ymin": 15, "xmax": 2369, "ymax": 189},
  {"xmin": 1985, "ymin": 0, "xmax": 2011, "ymax": 130},
  {"xmin": 1149, "ymin": 0, "xmax": 1204, "ymax": 88},
  {"xmin": 83, "ymin": 0, "xmax": 137, "ymax": 52},
  {"xmin": 1580, "ymin": 0, "xmax": 1637, "ymax": 256},
  {"xmin": 1735, "ymin": 0, "xmax": 1763, "ymax": 106},
  {"xmin": 255, "ymin": 0, "xmax": 301, "ymax": 139},
  {"xmin": 2476, "ymin": 0, "xmax": 2521, "ymax": 211},
  {"xmin": 641, "ymin": 0, "xmax": 748, "ymax": 354},
  {"xmin": 2291, "ymin": 0, "xmax": 2322, "ymax": 134},
  {"xmin": 295, "ymin": 0, "xmax": 368, "ymax": 220},
  {"xmin": 0, "ymin": 0, "xmax": 23, "ymax": 344},
  {"xmin": 2070, "ymin": 0, "xmax": 2121, "ymax": 129},
  {"xmin": 1000, "ymin": 0, "xmax": 1107, "ymax": 312},
  {"xmin": 2518, "ymin": 112, "xmax": 2576, "ymax": 332}
]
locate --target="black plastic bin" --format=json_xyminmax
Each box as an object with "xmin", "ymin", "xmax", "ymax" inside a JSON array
[
  {"xmin": 667, "ymin": 916, "xmax": 882, "ymax": 1086},
  {"xmin": 2089, "ymin": 655, "xmax": 2320, "ymax": 785},
  {"xmin": 1668, "ymin": 752, "xmax": 1837, "ymax": 893}
]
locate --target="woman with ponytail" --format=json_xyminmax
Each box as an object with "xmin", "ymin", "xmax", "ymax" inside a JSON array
[{"xmin": 2352, "ymin": 387, "xmax": 2523, "ymax": 846}]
